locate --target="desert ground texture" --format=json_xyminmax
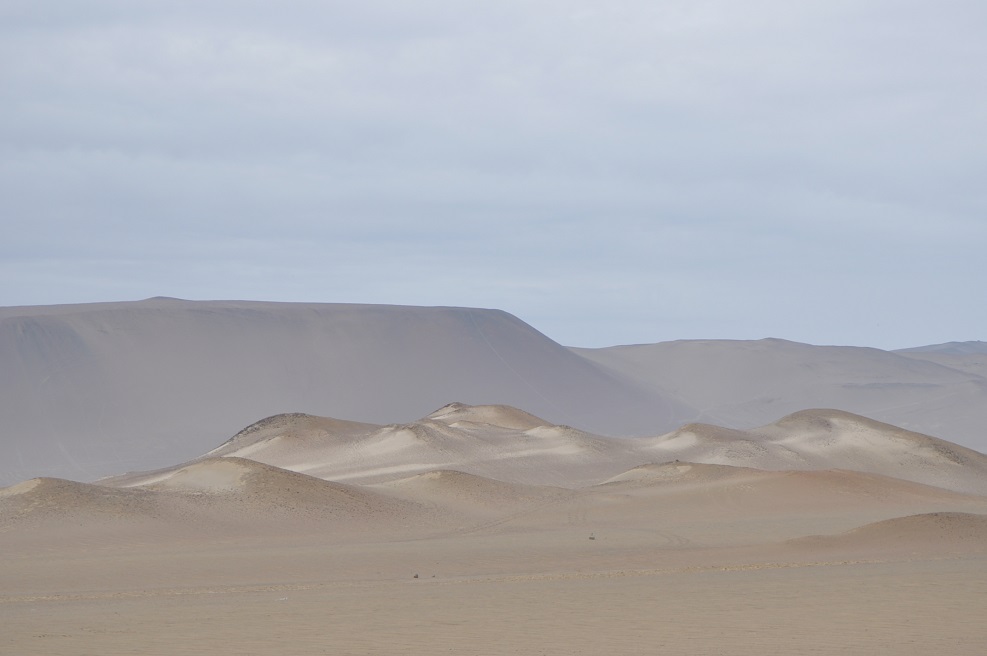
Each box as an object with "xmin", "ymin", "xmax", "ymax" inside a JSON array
[
  {"xmin": 4, "ymin": 402, "xmax": 987, "ymax": 654},
  {"xmin": 3, "ymin": 301, "xmax": 987, "ymax": 654}
]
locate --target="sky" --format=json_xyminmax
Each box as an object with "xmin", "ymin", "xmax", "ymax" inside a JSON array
[{"xmin": 1, "ymin": 0, "xmax": 985, "ymax": 349}]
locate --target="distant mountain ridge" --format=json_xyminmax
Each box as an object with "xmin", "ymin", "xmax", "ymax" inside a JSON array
[{"xmin": 895, "ymin": 341, "xmax": 987, "ymax": 355}]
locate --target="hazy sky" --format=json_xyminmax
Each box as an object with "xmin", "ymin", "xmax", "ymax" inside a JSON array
[{"xmin": 2, "ymin": 1, "xmax": 985, "ymax": 348}]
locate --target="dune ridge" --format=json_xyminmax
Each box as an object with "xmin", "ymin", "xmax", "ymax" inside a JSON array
[
  {"xmin": 645, "ymin": 408, "xmax": 987, "ymax": 495},
  {"xmin": 81, "ymin": 404, "xmax": 987, "ymax": 500}
]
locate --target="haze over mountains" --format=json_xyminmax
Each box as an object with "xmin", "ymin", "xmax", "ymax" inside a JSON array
[{"xmin": 1, "ymin": 298, "xmax": 985, "ymax": 486}]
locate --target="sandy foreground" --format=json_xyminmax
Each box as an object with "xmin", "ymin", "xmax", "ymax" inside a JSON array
[
  {"xmin": 5, "ymin": 405, "xmax": 987, "ymax": 654},
  {"xmin": 4, "ymin": 477, "xmax": 987, "ymax": 655}
]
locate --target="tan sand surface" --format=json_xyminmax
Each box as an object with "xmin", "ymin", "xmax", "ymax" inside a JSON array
[
  {"xmin": 5, "ymin": 462, "xmax": 987, "ymax": 654},
  {"xmin": 5, "ymin": 405, "xmax": 987, "ymax": 654},
  {"xmin": 4, "ymin": 516, "xmax": 987, "ymax": 655}
]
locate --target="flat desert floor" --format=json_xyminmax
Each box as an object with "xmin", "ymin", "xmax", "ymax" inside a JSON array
[{"xmin": 4, "ymin": 475, "xmax": 987, "ymax": 655}]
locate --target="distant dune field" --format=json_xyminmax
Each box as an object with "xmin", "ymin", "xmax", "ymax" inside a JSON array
[{"xmin": 4, "ymin": 403, "xmax": 987, "ymax": 655}]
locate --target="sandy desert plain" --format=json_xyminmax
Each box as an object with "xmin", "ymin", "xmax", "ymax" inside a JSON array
[{"xmin": 3, "ymin": 300, "xmax": 987, "ymax": 655}]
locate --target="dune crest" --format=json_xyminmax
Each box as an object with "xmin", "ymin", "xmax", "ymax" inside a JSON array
[
  {"xmin": 427, "ymin": 402, "xmax": 549, "ymax": 430},
  {"xmin": 87, "ymin": 405, "xmax": 987, "ymax": 495},
  {"xmin": 641, "ymin": 409, "xmax": 987, "ymax": 495},
  {"xmin": 0, "ymin": 477, "xmax": 162, "ymax": 524}
]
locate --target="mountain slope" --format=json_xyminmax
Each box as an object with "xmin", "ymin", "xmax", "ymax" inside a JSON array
[{"xmin": 0, "ymin": 299, "xmax": 690, "ymax": 486}]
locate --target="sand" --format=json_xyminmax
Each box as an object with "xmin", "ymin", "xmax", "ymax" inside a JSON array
[
  {"xmin": 5, "ymin": 405, "xmax": 987, "ymax": 654},
  {"xmin": 4, "ymin": 494, "xmax": 987, "ymax": 655}
]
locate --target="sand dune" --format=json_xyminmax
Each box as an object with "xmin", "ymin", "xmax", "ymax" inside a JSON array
[
  {"xmin": 0, "ymin": 476, "xmax": 163, "ymax": 524},
  {"xmin": 599, "ymin": 461, "xmax": 978, "ymax": 506},
  {"xmin": 377, "ymin": 469, "xmax": 571, "ymax": 512},
  {"xmin": 0, "ymin": 458, "xmax": 441, "ymax": 541},
  {"xmin": 115, "ymin": 457, "xmax": 432, "ymax": 526},
  {"xmin": 205, "ymin": 413, "xmax": 380, "ymax": 459},
  {"xmin": 426, "ymin": 402, "xmax": 549, "ymax": 430},
  {"xmin": 789, "ymin": 512, "xmax": 987, "ymax": 554},
  {"xmin": 601, "ymin": 460, "xmax": 767, "ymax": 486},
  {"xmin": 5, "ymin": 408, "xmax": 987, "ymax": 655},
  {"xmin": 645, "ymin": 409, "xmax": 987, "ymax": 495},
  {"xmin": 92, "ymin": 404, "xmax": 987, "ymax": 496},
  {"xmin": 167, "ymin": 404, "xmax": 642, "ymax": 487}
]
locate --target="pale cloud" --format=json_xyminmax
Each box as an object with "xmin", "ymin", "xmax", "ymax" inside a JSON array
[{"xmin": 1, "ymin": 1, "xmax": 985, "ymax": 348}]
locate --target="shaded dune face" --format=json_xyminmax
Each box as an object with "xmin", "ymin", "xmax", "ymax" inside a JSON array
[
  {"xmin": 376, "ymin": 469, "xmax": 573, "ymax": 512},
  {"xmin": 598, "ymin": 462, "xmax": 978, "ymax": 510},
  {"xmin": 0, "ymin": 477, "xmax": 164, "ymax": 523},
  {"xmin": 205, "ymin": 414, "xmax": 381, "ymax": 459},
  {"xmin": 762, "ymin": 409, "xmax": 984, "ymax": 466},
  {"xmin": 601, "ymin": 461, "xmax": 769, "ymax": 486},
  {"xmin": 789, "ymin": 512, "xmax": 987, "ymax": 554},
  {"xmin": 0, "ymin": 458, "xmax": 439, "ymax": 538},
  {"xmin": 117, "ymin": 457, "xmax": 431, "ymax": 522},
  {"xmin": 426, "ymin": 402, "xmax": 550, "ymax": 430}
]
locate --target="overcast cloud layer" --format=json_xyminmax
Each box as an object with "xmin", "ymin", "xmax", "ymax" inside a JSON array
[{"xmin": 2, "ymin": 1, "xmax": 985, "ymax": 348}]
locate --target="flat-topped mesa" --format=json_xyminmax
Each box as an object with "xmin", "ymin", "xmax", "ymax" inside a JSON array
[{"xmin": 426, "ymin": 402, "xmax": 551, "ymax": 430}]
